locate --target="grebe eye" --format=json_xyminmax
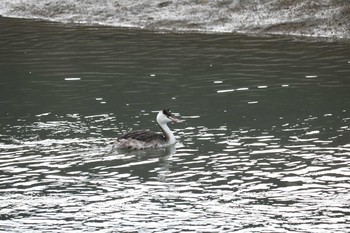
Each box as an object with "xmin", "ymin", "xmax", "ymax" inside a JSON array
[{"xmin": 163, "ymin": 109, "xmax": 172, "ymax": 117}]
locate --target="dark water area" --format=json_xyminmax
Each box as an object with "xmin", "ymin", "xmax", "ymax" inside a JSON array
[{"xmin": 0, "ymin": 18, "xmax": 350, "ymax": 232}]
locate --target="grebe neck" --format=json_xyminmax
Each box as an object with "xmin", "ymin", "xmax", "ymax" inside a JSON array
[{"xmin": 158, "ymin": 122, "xmax": 176, "ymax": 145}]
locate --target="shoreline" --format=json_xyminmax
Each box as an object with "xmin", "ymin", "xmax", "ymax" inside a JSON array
[
  {"xmin": 0, "ymin": 1, "xmax": 349, "ymax": 41},
  {"xmin": 1, "ymin": 15, "xmax": 349, "ymax": 43}
]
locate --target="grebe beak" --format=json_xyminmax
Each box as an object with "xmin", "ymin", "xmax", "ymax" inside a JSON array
[{"xmin": 169, "ymin": 116, "xmax": 184, "ymax": 123}]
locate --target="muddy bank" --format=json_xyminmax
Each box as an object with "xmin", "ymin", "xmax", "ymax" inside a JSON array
[{"xmin": 0, "ymin": 0, "xmax": 349, "ymax": 39}]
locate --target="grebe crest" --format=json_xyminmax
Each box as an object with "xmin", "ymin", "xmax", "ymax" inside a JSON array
[{"xmin": 116, "ymin": 109, "xmax": 182, "ymax": 150}]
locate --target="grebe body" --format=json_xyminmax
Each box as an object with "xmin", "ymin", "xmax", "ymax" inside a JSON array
[{"xmin": 116, "ymin": 109, "xmax": 180, "ymax": 150}]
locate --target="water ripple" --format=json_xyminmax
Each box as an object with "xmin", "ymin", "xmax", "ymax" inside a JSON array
[{"xmin": 1, "ymin": 20, "xmax": 350, "ymax": 231}]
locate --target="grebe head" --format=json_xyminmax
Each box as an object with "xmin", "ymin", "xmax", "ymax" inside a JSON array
[{"xmin": 157, "ymin": 109, "xmax": 180, "ymax": 125}]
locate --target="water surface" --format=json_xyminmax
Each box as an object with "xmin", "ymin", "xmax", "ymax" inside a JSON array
[{"xmin": 0, "ymin": 18, "xmax": 350, "ymax": 232}]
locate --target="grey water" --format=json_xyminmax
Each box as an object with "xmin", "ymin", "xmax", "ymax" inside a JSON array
[{"xmin": 1, "ymin": 18, "xmax": 350, "ymax": 232}]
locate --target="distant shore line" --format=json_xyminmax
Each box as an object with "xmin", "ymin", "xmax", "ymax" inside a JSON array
[{"xmin": 1, "ymin": 15, "xmax": 349, "ymax": 41}]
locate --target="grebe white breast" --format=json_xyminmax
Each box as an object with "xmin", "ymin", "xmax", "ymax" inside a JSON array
[{"xmin": 116, "ymin": 109, "xmax": 181, "ymax": 150}]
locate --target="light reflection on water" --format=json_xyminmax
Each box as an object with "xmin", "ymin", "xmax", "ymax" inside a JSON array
[
  {"xmin": 1, "ymin": 18, "xmax": 350, "ymax": 232},
  {"xmin": 1, "ymin": 112, "xmax": 350, "ymax": 232}
]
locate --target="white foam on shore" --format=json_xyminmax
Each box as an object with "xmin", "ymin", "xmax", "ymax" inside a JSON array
[{"xmin": 0, "ymin": 0, "xmax": 348, "ymax": 39}]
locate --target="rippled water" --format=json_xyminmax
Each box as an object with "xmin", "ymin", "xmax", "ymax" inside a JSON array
[{"xmin": 1, "ymin": 18, "xmax": 350, "ymax": 232}]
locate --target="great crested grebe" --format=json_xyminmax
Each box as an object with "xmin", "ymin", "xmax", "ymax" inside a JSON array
[{"xmin": 116, "ymin": 109, "xmax": 181, "ymax": 149}]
